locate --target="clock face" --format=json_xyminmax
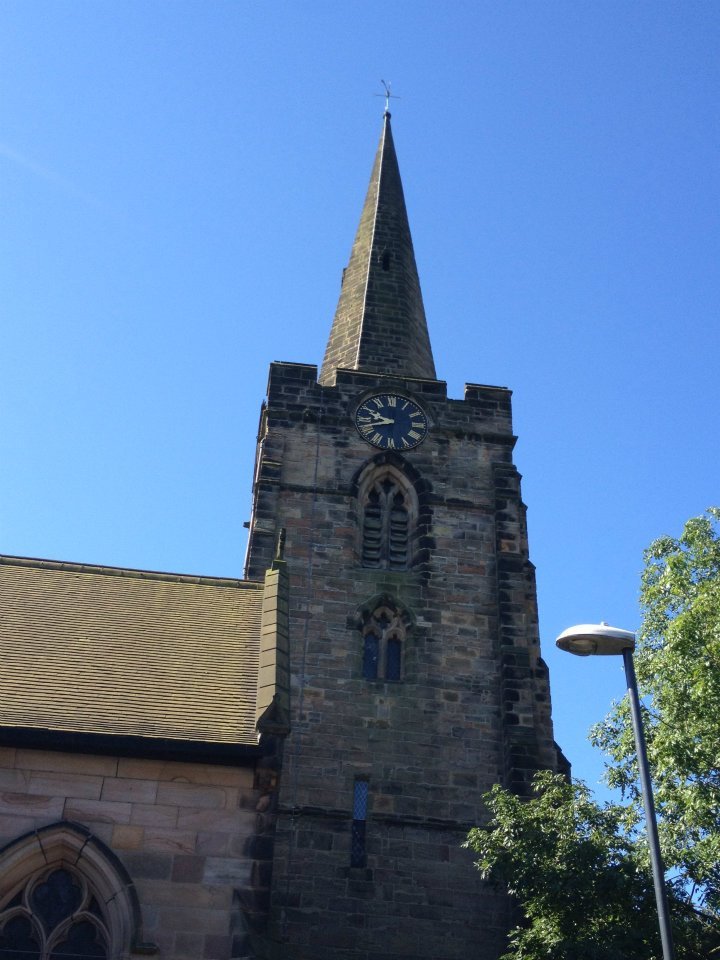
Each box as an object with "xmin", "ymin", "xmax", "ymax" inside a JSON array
[{"xmin": 355, "ymin": 394, "xmax": 428, "ymax": 450}]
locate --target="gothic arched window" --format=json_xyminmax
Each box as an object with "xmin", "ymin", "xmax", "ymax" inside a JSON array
[
  {"xmin": 361, "ymin": 603, "xmax": 408, "ymax": 682},
  {"xmin": 358, "ymin": 466, "xmax": 418, "ymax": 570},
  {"xmin": 0, "ymin": 867, "xmax": 108, "ymax": 960},
  {"xmin": 0, "ymin": 822, "xmax": 149, "ymax": 960}
]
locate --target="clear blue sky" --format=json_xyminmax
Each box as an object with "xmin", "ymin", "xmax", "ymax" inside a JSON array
[{"xmin": 1, "ymin": 1, "xmax": 718, "ymax": 797}]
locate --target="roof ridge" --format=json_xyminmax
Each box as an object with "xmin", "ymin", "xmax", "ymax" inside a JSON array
[{"xmin": 0, "ymin": 554, "xmax": 262, "ymax": 589}]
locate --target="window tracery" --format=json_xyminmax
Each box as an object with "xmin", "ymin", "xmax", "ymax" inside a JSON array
[
  {"xmin": 0, "ymin": 821, "xmax": 147, "ymax": 960},
  {"xmin": 359, "ymin": 467, "xmax": 417, "ymax": 570},
  {"xmin": 361, "ymin": 603, "xmax": 408, "ymax": 682},
  {"xmin": 0, "ymin": 867, "xmax": 108, "ymax": 960}
]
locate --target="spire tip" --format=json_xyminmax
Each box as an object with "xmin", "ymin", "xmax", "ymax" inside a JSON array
[{"xmin": 376, "ymin": 80, "xmax": 399, "ymax": 118}]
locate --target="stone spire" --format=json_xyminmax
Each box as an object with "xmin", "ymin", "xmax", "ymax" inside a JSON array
[{"xmin": 318, "ymin": 113, "xmax": 436, "ymax": 385}]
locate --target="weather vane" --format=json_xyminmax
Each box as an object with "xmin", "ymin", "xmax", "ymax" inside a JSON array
[{"xmin": 375, "ymin": 79, "xmax": 400, "ymax": 115}]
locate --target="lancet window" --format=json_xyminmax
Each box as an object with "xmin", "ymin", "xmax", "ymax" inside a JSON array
[
  {"xmin": 361, "ymin": 603, "xmax": 407, "ymax": 682},
  {"xmin": 359, "ymin": 467, "xmax": 417, "ymax": 570},
  {"xmin": 350, "ymin": 778, "xmax": 370, "ymax": 868}
]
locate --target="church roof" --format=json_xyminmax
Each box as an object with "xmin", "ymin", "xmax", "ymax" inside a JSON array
[
  {"xmin": 0, "ymin": 555, "xmax": 288, "ymax": 751},
  {"xmin": 319, "ymin": 112, "xmax": 436, "ymax": 385}
]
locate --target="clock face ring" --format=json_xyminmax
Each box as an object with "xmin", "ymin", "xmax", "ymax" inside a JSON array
[{"xmin": 355, "ymin": 394, "xmax": 428, "ymax": 450}]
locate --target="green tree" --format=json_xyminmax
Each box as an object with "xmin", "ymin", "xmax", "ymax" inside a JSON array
[
  {"xmin": 466, "ymin": 509, "xmax": 720, "ymax": 959},
  {"xmin": 592, "ymin": 508, "xmax": 720, "ymax": 918}
]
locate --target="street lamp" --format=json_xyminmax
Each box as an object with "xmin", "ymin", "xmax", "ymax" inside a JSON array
[{"xmin": 556, "ymin": 623, "xmax": 675, "ymax": 960}]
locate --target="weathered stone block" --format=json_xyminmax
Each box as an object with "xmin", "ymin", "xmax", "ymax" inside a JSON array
[
  {"xmin": 111, "ymin": 824, "xmax": 144, "ymax": 849},
  {"xmin": 63, "ymin": 797, "xmax": 131, "ymax": 824},
  {"xmin": 16, "ymin": 750, "xmax": 117, "ymax": 776}
]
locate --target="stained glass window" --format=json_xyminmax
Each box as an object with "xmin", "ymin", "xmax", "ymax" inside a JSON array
[
  {"xmin": 31, "ymin": 870, "xmax": 82, "ymax": 934},
  {"xmin": 362, "ymin": 606, "xmax": 405, "ymax": 683},
  {"xmin": 0, "ymin": 915, "xmax": 41, "ymax": 960},
  {"xmin": 0, "ymin": 869, "xmax": 108, "ymax": 960},
  {"xmin": 386, "ymin": 636, "xmax": 402, "ymax": 682},
  {"xmin": 351, "ymin": 779, "xmax": 370, "ymax": 868},
  {"xmin": 50, "ymin": 920, "xmax": 107, "ymax": 959},
  {"xmin": 363, "ymin": 631, "xmax": 380, "ymax": 679}
]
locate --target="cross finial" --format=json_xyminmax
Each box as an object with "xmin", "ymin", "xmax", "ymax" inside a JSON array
[{"xmin": 375, "ymin": 79, "xmax": 400, "ymax": 116}]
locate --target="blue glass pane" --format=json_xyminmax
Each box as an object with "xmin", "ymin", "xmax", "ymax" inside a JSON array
[
  {"xmin": 386, "ymin": 638, "xmax": 402, "ymax": 681},
  {"xmin": 50, "ymin": 920, "xmax": 107, "ymax": 959},
  {"xmin": 31, "ymin": 870, "xmax": 82, "ymax": 934},
  {"xmin": 353, "ymin": 779, "xmax": 369, "ymax": 820},
  {"xmin": 0, "ymin": 915, "xmax": 41, "ymax": 960},
  {"xmin": 350, "ymin": 820, "xmax": 366, "ymax": 868},
  {"xmin": 362, "ymin": 633, "xmax": 379, "ymax": 679}
]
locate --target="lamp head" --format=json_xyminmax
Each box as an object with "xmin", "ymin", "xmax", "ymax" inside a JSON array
[{"xmin": 556, "ymin": 622, "xmax": 636, "ymax": 657}]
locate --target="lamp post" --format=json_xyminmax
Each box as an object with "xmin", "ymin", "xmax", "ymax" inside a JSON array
[{"xmin": 556, "ymin": 623, "xmax": 675, "ymax": 960}]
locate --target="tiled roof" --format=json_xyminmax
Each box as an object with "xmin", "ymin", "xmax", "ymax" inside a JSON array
[{"xmin": 0, "ymin": 556, "xmax": 266, "ymax": 746}]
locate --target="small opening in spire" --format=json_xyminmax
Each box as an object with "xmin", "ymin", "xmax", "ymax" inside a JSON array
[{"xmin": 381, "ymin": 251, "xmax": 391, "ymax": 272}]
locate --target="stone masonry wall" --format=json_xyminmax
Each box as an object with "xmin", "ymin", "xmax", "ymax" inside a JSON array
[
  {"xmin": 245, "ymin": 362, "xmax": 558, "ymax": 960},
  {"xmin": 0, "ymin": 746, "xmax": 277, "ymax": 960}
]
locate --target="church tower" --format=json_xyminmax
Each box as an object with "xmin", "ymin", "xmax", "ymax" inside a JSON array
[{"xmin": 245, "ymin": 113, "xmax": 560, "ymax": 960}]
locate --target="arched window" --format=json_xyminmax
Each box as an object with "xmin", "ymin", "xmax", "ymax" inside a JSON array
[
  {"xmin": 0, "ymin": 867, "xmax": 108, "ymax": 959},
  {"xmin": 0, "ymin": 822, "xmax": 150, "ymax": 960},
  {"xmin": 358, "ymin": 466, "xmax": 418, "ymax": 570},
  {"xmin": 361, "ymin": 602, "xmax": 409, "ymax": 682},
  {"xmin": 362, "ymin": 629, "xmax": 380, "ymax": 679}
]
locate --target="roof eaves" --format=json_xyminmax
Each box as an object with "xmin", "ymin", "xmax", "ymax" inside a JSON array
[
  {"xmin": 0, "ymin": 726, "xmax": 268, "ymax": 765},
  {"xmin": 0, "ymin": 554, "xmax": 262, "ymax": 590}
]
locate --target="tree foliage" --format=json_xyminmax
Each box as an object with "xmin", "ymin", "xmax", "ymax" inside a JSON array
[
  {"xmin": 467, "ymin": 773, "xmax": 661, "ymax": 959},
  {"xmin": 467, "ymin": 510, "xmax": 720, "ymax": 959},
  {"xmin": 592, "ymin": 507, "xmax": 720, "ymax": 916}
]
